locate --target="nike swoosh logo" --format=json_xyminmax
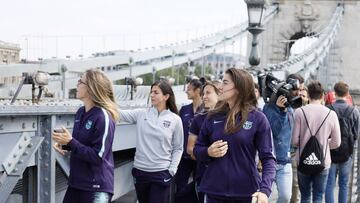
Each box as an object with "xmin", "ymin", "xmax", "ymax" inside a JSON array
[
  {"xmin": 164, "ymin": 178, "xmax": 171, "ymax": 182},
  {"xmin": 213, "ymin": 120, "xmax": 223, "ymax": 124}
]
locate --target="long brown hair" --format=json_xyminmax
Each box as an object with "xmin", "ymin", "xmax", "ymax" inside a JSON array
[
  {"xmin": 85, "ymin": 69, "xmax": 119, "ymax": 121},
  {"xmin": 151, "ymin": 81, "xmax": 178, "ymax": 114},
  {"xmin": 210, "ymin": 68, "xmax": 257, "ymax": 134}
]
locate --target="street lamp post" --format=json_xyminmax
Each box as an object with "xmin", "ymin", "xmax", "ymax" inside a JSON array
[
  {"xmin": 152, "ymin": 66, "xmax": 156, "ymax": 83},
  {"xmin": 245, "ymin": 0, "xmax": 266, "ymax": 70},
  {"xmin": 171, "ymin": 50, "xmax": 176, "ymax": 78},
  {"xmin": 129, "ymin": 57, "xmax": 134, "ymax": 77},
  {"xmin": 222, "ymin": 38, "xmax": 227, "ymax": 75},
  {"xmin": 60, "ymin": 64, "xmax": 67, "ymax": 99},
  {"xmin": 201, "ymin": 44, "xmax": 205, "ymax": 77}
]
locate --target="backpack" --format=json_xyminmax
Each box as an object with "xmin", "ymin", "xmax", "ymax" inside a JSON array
[
  {"xmin": 297, "ymin": 108, "xmax": 331, "ymax": 175},
  {"xmin": 328, "ymin": 105, "xmax": 355, "ymax": 163}
]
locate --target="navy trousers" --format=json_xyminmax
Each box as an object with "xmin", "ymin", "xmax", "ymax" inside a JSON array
[
  {"xmin": 175, "ymin": 158, "xmax": 198, "ymax": 203},
  {"xmin": 175, "ymin": 158, "xmax": 197, "ymax": 191},
  {"xmin": 204, "ymin": 195, "xmax": 251, "ymax": 203},
  {"xmin": 132, "ymin": 168, "xmax": 173, "ymax": 203},
  {"xmin": 63, "ymin": 186, "xmax": 112, "ymax": 203},
  {"xmin": 175, "ymin": 181, "xmax": 199, "ymax": 203}
]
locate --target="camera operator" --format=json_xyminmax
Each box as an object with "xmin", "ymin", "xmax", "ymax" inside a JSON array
[
  {"xmin": 286, "ymin": 74, "xmax": 305, "ymax": 203},
  {"xmin": 287, "ymin": 74, "xmax": 305, "ymax": 100},
  {"xmin": 263, "ymin": 74, "xmax": 304, "ymax": 203}
]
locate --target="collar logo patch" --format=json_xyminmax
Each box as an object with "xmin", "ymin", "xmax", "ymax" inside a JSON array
[
  {"xmin": 85, "ymin": 120, "xmax": 93, "ymax": 130},
  {"xmin": 242, "ymin": 121, "xmax": 253, "ymax": 130},
  {"xmin": 163, "ymin": 120, "xmax": 171, "ymax": 128}
]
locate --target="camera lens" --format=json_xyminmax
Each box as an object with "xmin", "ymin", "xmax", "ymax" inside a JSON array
[{"xmin": 284, "ymin": 101, "xmax": 290, "ymax": 107}]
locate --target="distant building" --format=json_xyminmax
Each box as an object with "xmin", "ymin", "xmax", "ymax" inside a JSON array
[
  {"xmin": 0, "ymin": 40, "xmax": 21, "ymax": 64},
  {"xmin": 205, "ymin": 53, "xmax": 245, "ymax": 70},
  {"xmin": 193, "ymin": 53, "xmax": 245, "ymax": 77}
]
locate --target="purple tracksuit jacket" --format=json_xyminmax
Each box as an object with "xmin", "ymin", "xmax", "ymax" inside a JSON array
[
  {"xmin": 66, "ymin": 106, "xmax": 116, "ymax": 194},
  {"xmin": 189, "ymin": 111, "xmax": 208, "ymax": 182},
  {"xmin": 193, "ymin": 109, "xmax": 276, "ymax": 200}
]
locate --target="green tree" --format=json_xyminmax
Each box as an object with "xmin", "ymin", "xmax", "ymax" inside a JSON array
[{"xmin": 114, "ymin": 63, "xmax": 214, "ymax": 86}]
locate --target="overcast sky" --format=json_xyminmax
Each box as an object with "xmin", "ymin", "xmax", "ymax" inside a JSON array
[{"xmin": 1, "ymin": 0, "xmax": 248, "ymax": 60}]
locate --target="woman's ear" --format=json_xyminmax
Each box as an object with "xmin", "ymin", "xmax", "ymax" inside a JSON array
[{"xmin": 195, "ymin": 88, "xmax": 201, "ymax": 95}]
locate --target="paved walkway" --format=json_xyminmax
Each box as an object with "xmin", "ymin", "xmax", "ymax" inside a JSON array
[
  {"xmin": 113, "ymin": 184, "xmax": 341, "ymax": 203},
  {"xmin": 113, "ymin": 189, "xmax": 335, "ymax": 203},
  {"xmin": 113, "ymin": 140, "xmax": 359, "ymax": 203},
  {"xmin": 113, "ymin": 190, "xmax": 136, "ymax": 203}
]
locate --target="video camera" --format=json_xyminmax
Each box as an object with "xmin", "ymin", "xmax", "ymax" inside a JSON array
[{"xmin": 258, "ymin": 72, "xmax": 303, "ymax": 109}]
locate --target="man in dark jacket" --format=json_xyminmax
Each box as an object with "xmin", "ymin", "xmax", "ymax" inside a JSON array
[{"xmin": 325, "ymin": 82, "xmax": 360, "ymax": 203}]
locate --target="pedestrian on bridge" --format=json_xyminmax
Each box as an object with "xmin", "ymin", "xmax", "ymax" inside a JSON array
[
  {"xmin": 119, "ymin": 80, "xmax": 184, "ymax": 203},
  {"xmin": 53, "ymin": 69, "xmax": 119, "ymax": 203},
  {"xmin": 263, "ymin": 73, "xmax": 305, "ymax": 203},
  {"xmin": 292, "ymin": 81, "xmax": 341, "ymax": 203},
  {"xmin": 290, "ymin": 74, "xmax": 306, "ymax": 203},
  {"xmin": 193, "ymin": 68, "xmax": 276, "ymax": 203},
  {"xmin": 325, "ymin": 82, "xmax": 360, "ymax": 203}
]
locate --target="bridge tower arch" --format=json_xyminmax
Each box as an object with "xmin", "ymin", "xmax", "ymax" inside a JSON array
[{"xmin": 256, "ymin": 0, "xmax": 360, "ymax": 91}]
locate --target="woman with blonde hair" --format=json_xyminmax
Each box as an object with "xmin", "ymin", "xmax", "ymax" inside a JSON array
[{"xmin": 53, "ymin": 69, "xmax": 118, "ymax": 203}]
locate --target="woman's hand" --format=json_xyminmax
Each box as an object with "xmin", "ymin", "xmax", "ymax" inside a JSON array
[
  {"xmin": 53, "ymin": 142, "xmax": 67, "ymax": 155},
  {"xmin": 251, "ymin": 191, "xmax": 268, "ymax": 203},
  {"xmin": 207, "ymin": 140, "xmax": 228, "ymax": 158},
  {"xmin": 52, "ymin": 127, "xmax": 72, "ymax": 145}
]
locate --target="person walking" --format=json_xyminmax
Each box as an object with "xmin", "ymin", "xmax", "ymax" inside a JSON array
[
  {"xmin": 263, "ymin": 74, "xmax": 305, "ymax": 203},
  {"xmin": 325, "ymin": 82, "xmax": 360, "ymax": 203},
  {"xmin": 292, "ymin": 81, "xmax": 341, "ymax": 203}
]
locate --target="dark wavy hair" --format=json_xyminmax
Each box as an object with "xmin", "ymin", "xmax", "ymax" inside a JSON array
[
  {"xmin": 188, "ymin": 78, "xmax": 203, "ymax": 90},
  {"xmin": 151, "ymin": 81, "xmax": 178, "ymax": 114}
]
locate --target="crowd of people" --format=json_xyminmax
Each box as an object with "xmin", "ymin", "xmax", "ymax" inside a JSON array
[{"xmin": 52, "ymin": 68, "xmax": 359, "ymax": 203}]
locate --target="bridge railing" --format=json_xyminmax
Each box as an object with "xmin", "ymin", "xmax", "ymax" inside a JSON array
[
  {"xmin": 0, "ymin": 103, "xmax": 141, "ymax": 203},
  {"xmin": 0, "ymin": 5, "xmax": 279, "ymax": 83},
  {"xmin": 350, "ymin": 137, "xmax": 358, "ymax": 203},
  {"xmin": 265, "ymin": 5, "xmax": 344, "ymax": 81}
]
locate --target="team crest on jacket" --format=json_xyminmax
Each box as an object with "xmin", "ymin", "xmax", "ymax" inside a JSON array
[
  {"xmin": 85, "ymin": 120, "xmax": 93, "ymax": 130},
  {"xmin": 242, "ymin": 121, "xmax": 253, "ymax": 130},
  {"xmin": 163, "ymin": 120, "xmax": 171, "ymax": 128}
]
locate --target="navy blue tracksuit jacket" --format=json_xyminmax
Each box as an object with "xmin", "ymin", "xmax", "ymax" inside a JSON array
[
  {"xmin": 193, "ymin": 109, "xmax": 276, "ymax": 200},
  {"xmin": 66, "ymin": 106, "xmax": 116, "ymax": 194}
]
